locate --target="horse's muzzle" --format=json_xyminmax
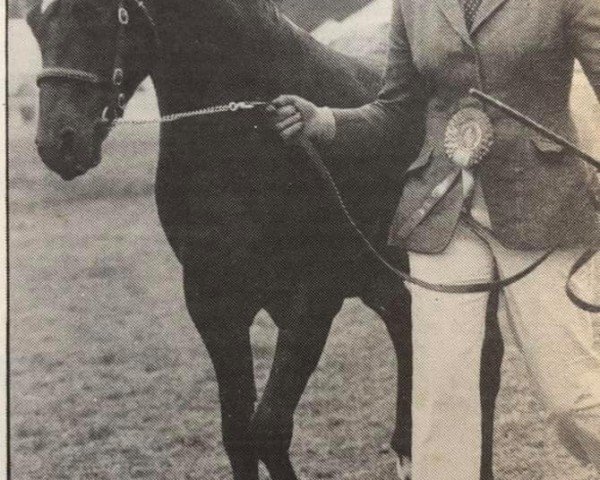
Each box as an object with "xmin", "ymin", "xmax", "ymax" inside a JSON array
[{"xmin": 35, "ymin": 128, "xmax": 89, "ymax": 180}]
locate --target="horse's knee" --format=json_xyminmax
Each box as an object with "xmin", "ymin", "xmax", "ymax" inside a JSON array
[
  {"xmin": 250, "ymin": 404, "xmax": 294, "ymax": 457},
  {"xmin": 184, "ymin": 301, "xmax": 259, "ymax": 409},
  {"xmin": 220, "ymin": 435, "xmax": 259, "ymax": 480}
]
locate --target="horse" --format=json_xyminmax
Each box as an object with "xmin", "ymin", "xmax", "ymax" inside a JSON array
[{"xmin": 27, "ymin": 0, "xmax": 503, "ymax": 478}]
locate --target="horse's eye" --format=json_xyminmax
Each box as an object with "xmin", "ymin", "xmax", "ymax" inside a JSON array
[{"xmin": 71, "ymin": 0, "xmax": 102, "ymax": 26}]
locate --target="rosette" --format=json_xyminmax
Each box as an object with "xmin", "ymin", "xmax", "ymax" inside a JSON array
[{"xmin": 444, "ymin": 107, "xmax": 494, "ymax": 169}]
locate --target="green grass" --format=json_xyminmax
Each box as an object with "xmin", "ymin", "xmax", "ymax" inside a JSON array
[{"xmin": 8, "ymin": 86, "xmax": 600, "ymax": 479}]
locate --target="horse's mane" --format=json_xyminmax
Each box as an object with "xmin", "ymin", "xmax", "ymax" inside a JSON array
[
  {"xmin": 147, "ymin": 0, "xmax": 382, "ymax": 111},
  {"xmin": 221, "ymin": 0, "xmax": 384, "ymax": 105}
]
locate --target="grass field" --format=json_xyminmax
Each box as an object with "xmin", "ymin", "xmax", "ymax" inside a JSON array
[{"xmin": 8, "ymin": 79, "xmax": 600, "ymax": 480}]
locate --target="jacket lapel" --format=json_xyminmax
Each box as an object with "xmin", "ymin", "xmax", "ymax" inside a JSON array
[
  {"xmin": 433, "ymin": 0, "xmax": 473, "ymax": 47},
  {"xmin": 471, "ymin": 0, "xmax": 511, "ymax": 33}
]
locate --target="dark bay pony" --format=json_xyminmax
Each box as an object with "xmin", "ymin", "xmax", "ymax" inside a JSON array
[{"xmin": 27, "ymin": 0, "xmax": 503, "ymax": 478}]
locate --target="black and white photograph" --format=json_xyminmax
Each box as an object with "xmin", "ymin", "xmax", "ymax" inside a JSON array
[{"xmin": 6, "ymin": 0, "xmax": 600, "ymax": 478}]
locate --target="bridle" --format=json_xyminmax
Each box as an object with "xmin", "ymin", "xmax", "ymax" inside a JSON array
[
  {"xmin": 36, "ymin": 0, "xmax": 158, "ymax": 123},
  {"xmin": 35, "ymin": 0, "xmax": 266, "ymax": 126}
]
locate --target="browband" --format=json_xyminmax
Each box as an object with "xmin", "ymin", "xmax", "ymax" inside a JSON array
[{"xmin": 36, "ymin": 67, "xmax": 108, "ymax": 86}]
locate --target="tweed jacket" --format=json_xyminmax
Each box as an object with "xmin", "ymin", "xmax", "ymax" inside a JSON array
[{"xmin": 330, "ymin": 0, "xmax": 600, "ymax": 253}]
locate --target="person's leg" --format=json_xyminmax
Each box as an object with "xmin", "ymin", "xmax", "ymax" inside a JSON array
[
  {"xmin": 494, "ymin": 245, "xmax": 600, "ymax": 470},
  {"xmin": 408, "ymin": 225, "xmax": 494, "ymax": 480}
]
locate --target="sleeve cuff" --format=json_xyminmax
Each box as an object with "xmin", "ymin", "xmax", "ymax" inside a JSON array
[{"xmin": 316, "ymin": 106, "xmax": 337, "ymax": 143}]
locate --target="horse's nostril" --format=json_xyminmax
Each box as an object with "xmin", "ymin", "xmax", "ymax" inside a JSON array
[{"xmin": 60, "ymin": 127, "xmax": 74, "ymax": 138}]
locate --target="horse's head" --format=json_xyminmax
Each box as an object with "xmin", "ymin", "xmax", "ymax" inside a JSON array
[{"xmin": 27, "ymin": 0, "xmax": 156, "ymax": 179}]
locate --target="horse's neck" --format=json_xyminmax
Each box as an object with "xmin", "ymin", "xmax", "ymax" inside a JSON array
[
  {"xmin": 150, "ymin": 0, "xmax": 381, "ymax": 115},
  {"xmin": 261, "ymin": 20, "xmax": 382, "ymax": 106}
]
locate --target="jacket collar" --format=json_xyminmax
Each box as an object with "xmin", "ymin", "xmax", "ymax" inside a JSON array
[
  {"xmin": 434, "ymin": 0, "xmax": 512, "ymax": 44},
  {"xmin": 434, "ymin": 0, "xmax": 473, "ymax": 46},
  {"xmin": 471, "ymin": 0, "xmax": 511, "ymax": 33}
]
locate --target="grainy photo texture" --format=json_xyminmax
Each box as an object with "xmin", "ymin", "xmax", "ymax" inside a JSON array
[{"xmin": 7, "ymin": 0, "xmax": 600, "ymax": 479}]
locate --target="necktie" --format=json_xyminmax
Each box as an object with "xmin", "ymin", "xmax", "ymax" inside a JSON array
[{"xmin": 461, "ymin": 0, "xmax": 483, "ymax": 30}]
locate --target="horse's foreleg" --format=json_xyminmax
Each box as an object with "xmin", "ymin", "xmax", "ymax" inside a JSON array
[
  {"xmin": 251, "ymin": 291, "xmax": 342, "ymax": 480},
  {"xmin": 252, "ymin": 325, "xmax": 333, "ymax": 480},
  {"xmin": 197, "ymin": 325, "xmax": 259, "ymax": 480},
  {"xmin": 184, "ymin": 278, "xmax": 261, "ymax": 480}
]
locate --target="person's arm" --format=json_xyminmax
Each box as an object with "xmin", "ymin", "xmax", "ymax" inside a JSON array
[
  {"xmin": 271, "ymin": 0, "xmax": 426, "ymax": 156},
  {"xmin": 567, "ymin": 0, "xmax": 600, "ymax": 101},
  {"xmin": 329, "ymin": 0, "xmax": 426, "ymax": 153}
]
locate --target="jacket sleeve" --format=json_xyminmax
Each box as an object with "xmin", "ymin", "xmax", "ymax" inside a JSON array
[
  {"xmin": 567, "ymin": 0, "xmax": 600, "ymax": 101},
  {"xmin": 328, "ymin": 0, "xmax": 427, "ymax": 159}
]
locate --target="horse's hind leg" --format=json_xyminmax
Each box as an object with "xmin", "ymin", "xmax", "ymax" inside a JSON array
[
  {"xmin": 184, "ymin": 277, "xmax": 261, "ymax": 480},
  {"xmin": 480, "ymin": 288, "xmax": 503, "ymax": 480},
  {"xmin": 365, "ymin": 286, "xmax": 413, "ymax": 471},
  {"xmin": 251, "ymin": 287, "xmax": 343, "ymax": 480}
]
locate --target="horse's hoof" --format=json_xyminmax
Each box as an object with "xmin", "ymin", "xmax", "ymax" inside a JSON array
[{"xmin": 396, "ymin": 457, "xmax": 411, "ymax": 480}]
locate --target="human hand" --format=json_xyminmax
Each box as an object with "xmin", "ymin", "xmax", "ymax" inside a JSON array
[{"xmin": 267, "ymin": 95, "xmax": 335, "ymax": 144}]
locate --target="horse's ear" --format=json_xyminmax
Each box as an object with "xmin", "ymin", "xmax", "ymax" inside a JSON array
[
  {"xmin": 26, "ymin": 3, "xmax": 44, "ymax": 37},
  {"xmin": 26, "ymin": 4, "xmax": 41, "ymax": 29},
  {"xmin": 27, "ymin": 0, "xmax": 61, "ymax": 32}
]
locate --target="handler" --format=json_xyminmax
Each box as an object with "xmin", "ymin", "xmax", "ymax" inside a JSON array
[{"xmin": 269, "ymin": 0, "xmax": 600, "ymax": 478}]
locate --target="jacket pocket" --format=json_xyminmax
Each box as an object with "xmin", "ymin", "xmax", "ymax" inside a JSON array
[{"xmin": 407, "ymin": 144, "xmax": 434, "ymax": 173}]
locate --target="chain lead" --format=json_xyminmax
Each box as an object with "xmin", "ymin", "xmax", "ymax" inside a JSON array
[{"xmin": 109, "ymin": 101, "xmax": 268, "ymax": 126}]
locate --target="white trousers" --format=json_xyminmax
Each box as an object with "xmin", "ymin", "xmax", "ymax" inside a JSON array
[{"xmin": 407, "ymin": 195, "xmax": 600, "ymax": 480}]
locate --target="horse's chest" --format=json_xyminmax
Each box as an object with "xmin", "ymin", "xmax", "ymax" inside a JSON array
[{"xmin": 156, "ymin": 129, "xmax": 325, "ymax": 257}]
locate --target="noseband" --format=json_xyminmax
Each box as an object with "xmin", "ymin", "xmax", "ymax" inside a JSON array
[{"xmin": 36, "ymin": 0, "xmax": 158, "ymax": 123}]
